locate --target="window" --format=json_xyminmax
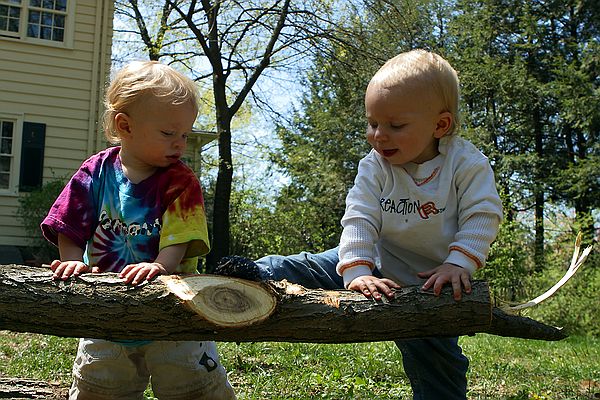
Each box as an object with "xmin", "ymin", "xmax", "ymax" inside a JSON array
[
  {"xmin": 0, "ymin": 116, "xmax": 46, "ymax": 194},
  {"xmin": 0, "ymin": 119, "xmax": 15, "ymax": 190},
  {"xmin": 19, "ymin": 121, "xmax": 45, "ymax": 191},
  {"xmin": 0, "ymin": 115, "xmax": 22, "ymax": 194},
  {"xmin": 0, "ymin": 0, "xmax": 70, "ymax": 44}
]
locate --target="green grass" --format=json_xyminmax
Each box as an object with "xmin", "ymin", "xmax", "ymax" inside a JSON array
[{"xmin": 0, "ymin": 331, "xmax": 598, "ymax": 399}]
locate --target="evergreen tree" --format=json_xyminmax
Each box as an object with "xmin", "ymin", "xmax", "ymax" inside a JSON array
[{"xmin": 448, "ymin": 0, "xmax": 599, "ymax": 269}]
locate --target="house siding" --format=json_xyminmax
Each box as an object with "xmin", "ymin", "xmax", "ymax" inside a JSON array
[{"xmin": 0, "ymin": 0, "xmax": 113, "ymax": 246}]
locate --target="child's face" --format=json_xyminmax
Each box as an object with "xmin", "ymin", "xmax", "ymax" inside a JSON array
[
  {"xmin": 117, "ymin": 96, "xmax": 197, "ymax": 170},
  {"xmin": 365, "ymin": 83, "xmax": 451, "ymax": 165}
]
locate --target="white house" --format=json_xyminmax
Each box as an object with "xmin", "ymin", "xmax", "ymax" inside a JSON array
[{"xmin": 0, "ymin": 0, "xmax": 215, "ymax": 257}]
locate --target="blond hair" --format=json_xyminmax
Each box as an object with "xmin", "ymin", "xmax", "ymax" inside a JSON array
[
  {"xmin": 368, "ymin": 49, "xmax": 460, "ymax": 135},
  {"xmin": 102, "ymin": 61, "xmax": 199, "ymax": 143}
]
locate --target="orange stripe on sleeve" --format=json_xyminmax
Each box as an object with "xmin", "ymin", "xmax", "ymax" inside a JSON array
[
  {"xmin": 448, "ymin": 245, "xmax": 483, "ymax": 270},
  {"xmin": 337, "ymin": 260, "xmax": 375, "ymax": 275}
]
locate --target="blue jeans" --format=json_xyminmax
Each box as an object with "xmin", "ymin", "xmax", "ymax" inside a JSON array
[{"xmin": 256, "ymin": 248, "xmax": 469, "ymax": 400}]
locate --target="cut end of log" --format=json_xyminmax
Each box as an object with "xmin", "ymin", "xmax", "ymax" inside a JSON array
[{"xmin": 160, "ymin": 275, "xmax": 277, "ymax": 327}]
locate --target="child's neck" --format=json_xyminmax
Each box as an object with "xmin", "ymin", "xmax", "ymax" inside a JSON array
[{"xmin": 118, "ymin": 150, "xmax": 157, "ymax": 184}]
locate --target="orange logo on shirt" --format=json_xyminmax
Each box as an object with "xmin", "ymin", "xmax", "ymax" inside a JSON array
[{"xmin": 418, "ymin": 202, "xmax": 439, "ymax": 219}]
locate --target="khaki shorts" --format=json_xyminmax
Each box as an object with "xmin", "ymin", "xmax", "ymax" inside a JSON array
[{"xmin": 68, "ymin": 338, "xmax": 236, "ymax": 400}]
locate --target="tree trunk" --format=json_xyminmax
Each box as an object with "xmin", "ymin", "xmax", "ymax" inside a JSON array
[
  {"xmin": 0, "ymin": 265, "xmax": 565, "ymax": 343},
  {"xmin": 533, "ymin": 104, "xmax": 545, "ymax": 271},
  {"xmin": 0, "ymin": 378, "xmax": 67, "ymax": 399},
  {"xmin": 206, "ymin": 76, "xmax": 233, "ymax": 273},
  {"xmin": 207, "ymin": 117, "xmax": 233, "ymax": 272}
]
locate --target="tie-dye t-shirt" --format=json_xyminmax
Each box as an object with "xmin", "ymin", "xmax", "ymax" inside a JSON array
[{"xmin": 41, "ymin": 146, "xmax": 210, "ymax": 273}]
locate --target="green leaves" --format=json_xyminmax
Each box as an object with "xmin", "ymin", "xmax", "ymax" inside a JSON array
[{"xmin": 16, "ymin": 178, "xmax": 65, "ymax": 263}]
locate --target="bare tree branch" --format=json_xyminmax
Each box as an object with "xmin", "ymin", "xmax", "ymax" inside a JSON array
[{"xmin": 229, "ymin": 0, "xmax": 290, "ymax": 115}]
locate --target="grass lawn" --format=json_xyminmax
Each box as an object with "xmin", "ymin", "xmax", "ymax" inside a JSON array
[{"xmin": 0, "ymin": 331, "xmax": 598, "ymax": 399}]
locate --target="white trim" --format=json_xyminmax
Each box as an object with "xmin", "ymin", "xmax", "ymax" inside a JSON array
[
  {"xmin": 64, "ymin": 0, "xmax": 75, "ymax": 48},
  {"xmin": 0, "ymin": 0, "xmax": 76, "ymax": 49},
  {"xmin": 0, "ymin": 112, "xmax": 24, "ymax": 196},
  {"xmin": 87, "ymin": 0, "xmax": 102, "ymax": 155},
  {"xmin": 96, "ymin": 0, "xmax": 111, "ymax": 152}
]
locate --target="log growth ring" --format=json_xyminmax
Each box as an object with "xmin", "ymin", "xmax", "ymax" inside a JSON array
[{"xmin": 160, "ymin": 275, "xmax": 276, "ymax": 327}]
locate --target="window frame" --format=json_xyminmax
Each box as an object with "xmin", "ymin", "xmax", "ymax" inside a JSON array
[
  {"xmin": 0, "ymin": 0, "xmax": 75, "ymax": 48},
  {"xmin": 0, "ymin": 113, "xmax": 23, "ymax": 196}
]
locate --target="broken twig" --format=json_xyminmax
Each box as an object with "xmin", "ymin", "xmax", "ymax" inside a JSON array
[{"xmin": 502, "ymin": 232, "xmax": 592, "ymax": 314}]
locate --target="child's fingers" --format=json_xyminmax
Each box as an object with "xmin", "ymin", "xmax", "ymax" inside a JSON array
[
  {"xmin": 51, "ymin": 263, "xmax": 66, "ymax": 279},
  {"xmin": 57, "ymin": 263, "xmax": 77, "ymax": 280},
  {"xmin": 119, "ymin": 264, "xmax": 135, "ymax": 278},
  {"xmin": 421, "ymin": 275, "xmax": 436, "ymax": 291},
  {"xmin": 349, "ymin": 276, "xmax": 399, "ymax": 300},
  {"xmin": 366, "ymin": 280, "xmax": 396, "ymax": 300},
  {"xmin": 130, "ymin": 264, "xmax": 165, "ymax": 285},
  {"xmin": 49, "ymin": 259, "xmax": 62, "ymax": 272},
  {"xmin": 120, "ymin": 264, "xmax": 149, "ymax": 284},
  {"xmin": 451, "ymin": 277, "xmax": 462, "ymax": 300},
  {"xmin": 128, "ymin": 269, "xmax": 146, "ymax": 285},
  {"xmin": 50, "ymin": 261, "xmax": 89, "ymax": 280},
  {"xmin": 138, "ymin": 266, "xmax": 166, "ymax": 284},
  {"xmin": 120, "ymin": 263, "xmax": 164, "ymax": 284},
  {"xmin": 375, "ymin": 279, "xmax": 397, "ymax": 299},
  {"xmin": 368, "ymin": 282, "xmax": 384, "ymax": 300},
  {"xmin": 361, "ymin": 281, "xmax": 376, "ymax": 298},
  {"xmin": 119, "ymin": 266, "xmax": 138, "ymax": 284},
  {"xmin": 432, "ymin": 276, "xmax": 448, "ymax": 296},
  {"xmin": 144, "ymin": 267, "xmax": 161, "ymax": 282},
  {"xmin": 73, "ymin": 263, "xmax": 89, "ymax": 276},
  {"xmin": 461, "ymin": 274, "xmax": 472, "ymax": 294},
  {"xmin": 131, "ymin": 268, "xmax": 149, "ymax": 285},
  {"xmin": 349, "ymin": 278, "xmax": 377, "ymax": 298}
]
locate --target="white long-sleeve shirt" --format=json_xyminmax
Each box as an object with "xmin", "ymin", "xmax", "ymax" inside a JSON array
[{"xmin": 337, "ymin": 135, "xmax": 503, "ymax": 287}]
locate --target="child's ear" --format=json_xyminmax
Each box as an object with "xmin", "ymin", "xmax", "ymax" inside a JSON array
[
  {"xmin": 434, "ymin": 112, "xmax": 453, "ymax": 138},
  {"xmin": 114, "ymin": 113, "xmax": 132, "ymax": 137}
]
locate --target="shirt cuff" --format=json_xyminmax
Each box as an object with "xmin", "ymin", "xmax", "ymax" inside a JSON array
[{"xmin": 445, "ymin": 248, "xmax": 478, "ymax": 275}]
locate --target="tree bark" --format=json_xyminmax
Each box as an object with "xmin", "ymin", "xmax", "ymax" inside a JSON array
[
  {"xmin": 0, "ymin": 378, "xmax": 67, "ymax": 399},
  {"xmin": 0, "ymin": 265, "xmax": 565, "ymax": 343}
]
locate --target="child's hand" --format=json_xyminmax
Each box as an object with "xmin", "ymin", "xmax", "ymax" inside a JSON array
[
  {"xmin": 348, "ymin": 275, "xmax": 400, "ymax": 300},
  {"xmin": 418, "ymin": 263, "xmax": 471, "ymax": 301},
  {"xmin": 50, "ymin": 259, "xmax": 96, "ymax": 280},
  {"xmin": 119, "ymin": 262, "xmax": 169, "ymax": 286}
]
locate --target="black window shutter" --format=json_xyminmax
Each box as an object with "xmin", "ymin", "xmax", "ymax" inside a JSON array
[{"xmin": 19, "ymin": 122, "xmax": 46, "ymax": 192}]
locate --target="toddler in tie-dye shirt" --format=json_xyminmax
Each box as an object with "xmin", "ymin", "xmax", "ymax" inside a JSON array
[{"xmin": 41, "ymin": 61, "xmax": 236, "ymax": 400}]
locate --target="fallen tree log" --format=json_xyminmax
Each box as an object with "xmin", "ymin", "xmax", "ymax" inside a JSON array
[
  {"xmin": 0, "ymin": 378, "xmax": 67, "ymax": 399},
  {"xmin": 0, "ymin": 265, "xmax": 565, "ymax": 342}
]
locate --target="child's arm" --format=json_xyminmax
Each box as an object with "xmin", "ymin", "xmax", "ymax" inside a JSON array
[
  {"xmin": 119, "ymin": 243, "xmax": 188, "ymax": 285},
  {"xmin": 51, "ymin": 233, "xmax": 97, "ymax": 280},
  {"xmin": 417, "ymin": 211, "xmax": 501, "ymax": 300},
  {"xmin": 338, "ymin": 154, "xmax": 394, "ymax": 298},
  {"xmin": 419, "ymin": 161, "xmax": 503, "ymax": 301}
]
